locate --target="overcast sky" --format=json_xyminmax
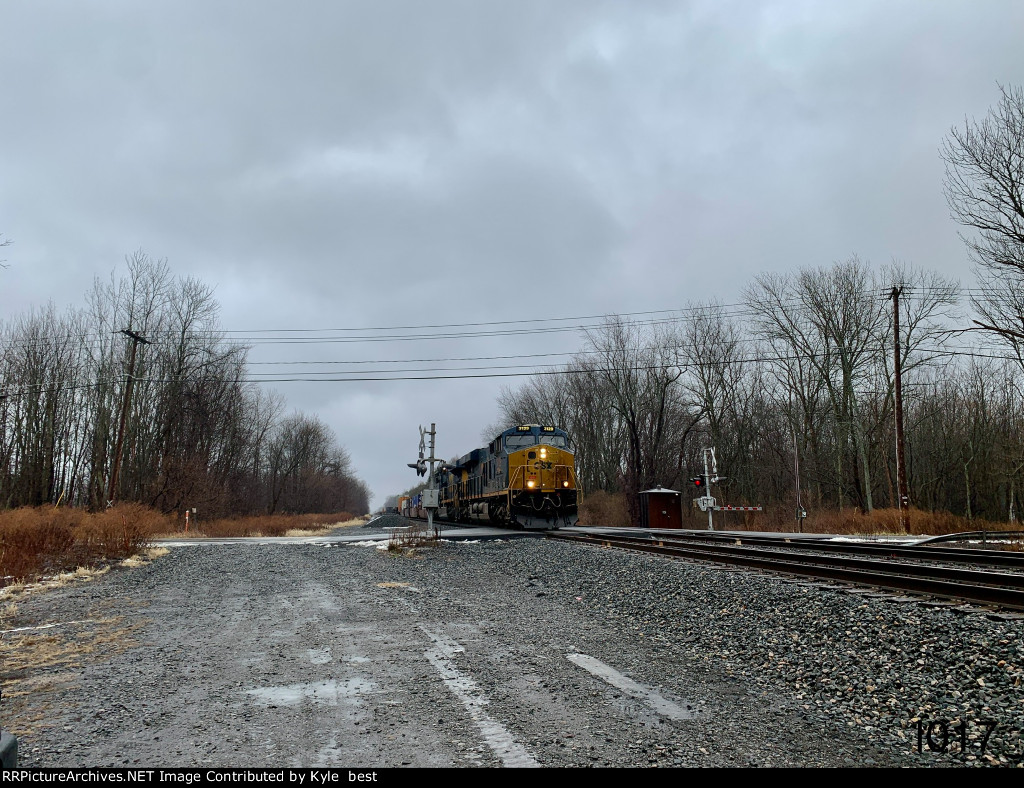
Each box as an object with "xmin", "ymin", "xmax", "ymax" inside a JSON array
[{"xmin": 2, "ymin": 1, "xmax": 1023, "ymax": 506}]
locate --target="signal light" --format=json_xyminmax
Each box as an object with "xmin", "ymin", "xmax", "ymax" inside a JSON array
[{"xmin": 690, "ymin": 477, "xmax": 704, "ymax": 488}]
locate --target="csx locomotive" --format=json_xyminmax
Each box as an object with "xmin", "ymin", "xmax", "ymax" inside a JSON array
[{"xmin": 403, "ymin": 425, "xmax": 580, "ymax": 530}]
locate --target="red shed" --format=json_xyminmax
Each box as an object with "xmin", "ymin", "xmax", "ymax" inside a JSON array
[{"xmin": 638, "ymin": 487, "xmax": 682, "ymax": 529}]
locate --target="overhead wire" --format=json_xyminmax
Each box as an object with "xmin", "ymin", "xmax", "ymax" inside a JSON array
[
  {"xmin": 4, "ymin": 286, "xmax": 1024, "ymax": 395},
  {"xmin": 0, "ymin": 297, "xmax": 813, "ymax": 350},
  {"xmin": 4, "ymin": 284, "xmax": 1018, "ymax": 353},
  {"xmin": 3, "ymin": 340, "xmax": 1023, "ymax": 399}
]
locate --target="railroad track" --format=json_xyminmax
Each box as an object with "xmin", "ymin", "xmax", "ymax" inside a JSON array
[
  {"xmin": 652, "ymin": 530, "xmax": 1024, "ymax": 569},
  {"xmin": 546, "ymin": 530, "xmax": 1024, "ymax": 610}
]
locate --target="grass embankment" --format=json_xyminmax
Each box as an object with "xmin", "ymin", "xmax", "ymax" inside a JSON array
[
  {"xmin": 165, "ymin": 511, "xmax": 359, "ymax": 539},
  {"xmin": 0, "ymin": 505, "xmax": 359, "ymax": 589},
  {"xmin": 734, "ymin": 506, "xmax": 1023, "ymax": 537},
  {"xmin": 578, "ymin": 490, "xmax": 1022, "ymax": 537},
  {"xmin": 798, "ymin": 506, "xmax": 1020, "ymax": 537}
]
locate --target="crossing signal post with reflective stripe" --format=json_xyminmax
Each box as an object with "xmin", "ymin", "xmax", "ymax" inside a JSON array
[
  {"xmin": 692, "ymin": 447, "xmax": 760, "ymax": 530},
  {"xmin": 702, "ymin": 448, "xmax": 717, "ymax": 530},
  {"xmin": 408, "ymin": 423, "xmax": 440, "ymax": 537}
]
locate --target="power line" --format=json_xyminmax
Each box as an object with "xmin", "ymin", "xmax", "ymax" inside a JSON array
[
  {"xmin": 0, "ymin": 299, "xmax": 810, "ymax": 349},
  {"xmin": 4, "ymin": 342, "xmax": 1024, "ymax": 398},
  {"xmin": 5, "ymin": 289, "xmax": 1015, "ymax": 353}
]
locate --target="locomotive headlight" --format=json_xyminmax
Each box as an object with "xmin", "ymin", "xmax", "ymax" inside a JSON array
[
  {"xmin": 527, "ymin": 480, "xmax": 535, "ymax": 488},
  {"xmin": 563, "ymin": 481, "xmax": 569, "ymax": 487},
  {"xmin": 540, "ymin": 448, "xmax": 547, "ymax": 458}
]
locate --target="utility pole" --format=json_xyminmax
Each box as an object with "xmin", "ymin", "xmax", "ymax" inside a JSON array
[
  {"xmin": 890, "ymin": 287, "xmax": 910, "ymax": 533},
  {"xmin": 108, "ymin": 329, "xmax": 150, "ymax": 506}
]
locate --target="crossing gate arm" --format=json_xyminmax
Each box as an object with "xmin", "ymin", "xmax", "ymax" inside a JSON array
[{"xmin": 712, "ymin": 505, "xmax": 763, "ymax": 511}]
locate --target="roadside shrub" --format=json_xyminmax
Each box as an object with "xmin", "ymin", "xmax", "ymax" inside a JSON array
[
  {"xmin": 578, "ymin": 491, "xmax": 629, "ymax": 527},
  {"xmin": 0, "ymin": 504, "xmax": 157, "ymax": 587},
  {"xmin": 168, "ymin": 511, "xmax": 355, "ymax": 538},
  {"xmin": 598, "ymin": 491, "xmax": 1024, "ymax": 537},
  {"xmin": 0, "ymin": 506, "xmax": 358, "ymax": 587}
]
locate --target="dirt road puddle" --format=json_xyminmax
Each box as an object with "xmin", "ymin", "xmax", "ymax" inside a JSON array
[{"xmin": 245, "ymin": 677, "xmax": 374, "ymax": 706}]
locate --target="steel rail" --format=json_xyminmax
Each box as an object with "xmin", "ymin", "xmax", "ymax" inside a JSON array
[
  {"xmin": 560, "ymin": 532, "xmax": 1024, "ymax": 587},
  {"xmin": 640, "ymin": 530, "xmax": 1024, "ymax": 568},
  {"xmin": 916, "ymin": 529, "xmax": 1024, "ymax": 545},
  {"xmin": 546, "ymin": 532, "xmax": 1024, "ymax": 610}
]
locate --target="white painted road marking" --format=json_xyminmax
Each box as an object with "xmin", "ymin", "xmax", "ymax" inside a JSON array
[
  {"xmin": 567, "ymin": 653, "xmax": 693, "ymax": 720},
  {"xmin": 420, "ymin": 626, "xmax": 539, "ymax": 768}
]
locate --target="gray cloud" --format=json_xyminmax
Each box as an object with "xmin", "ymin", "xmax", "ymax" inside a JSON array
[{"xmin": 3, "ymin": 0, "xmax": 1023, "ymax": 503}]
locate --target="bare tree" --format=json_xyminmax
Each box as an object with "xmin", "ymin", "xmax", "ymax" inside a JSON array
[
  {"xmin": 480, "ymin": 261, "xmax": 1022, "ymax": 524},
  {"xmin": 679, "ymin": 303, "xmax": 754, "ymax": 495},
  {"xmin": 942, "ymin": 84, "xmax": 1024, "ymax": 353},
  {"xmin": 583, "ymin": 318, "xmax": 688, "ymax": 523},
  {"xmin": 747, "ymin": 259, "xmax": 888, "ymax": 510},
  {"xmin": 0, "ymin": 253, "xmax": 372, "ymax": 517}
]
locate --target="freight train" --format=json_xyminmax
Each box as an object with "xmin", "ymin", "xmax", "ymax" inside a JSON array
[{"xmin": 401, "ymin": 425, "xmax": 580, "ymax": 530}]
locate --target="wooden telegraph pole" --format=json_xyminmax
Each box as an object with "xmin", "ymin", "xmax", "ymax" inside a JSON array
[
  {"xmin": 108, "ymin": 329, "xmax": 150, "ymax": 505},
  {"xmin": 891, "ymin": 287, "xmax": 910, "ymax": 533}
]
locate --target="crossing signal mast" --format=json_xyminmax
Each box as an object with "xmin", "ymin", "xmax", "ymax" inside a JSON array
[
  {"xmin": 691, "ymin": 447, "xmax": 761, "ymax": 530},
  {"xmin": 408, "ymin": 423, "xmax": 441, "ymax": 537}
]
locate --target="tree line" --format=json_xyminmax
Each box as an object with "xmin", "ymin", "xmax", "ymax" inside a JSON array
[
  {"xmin": 0, "ymin": 253, "xmax": 370, "ymax": 517},
  {"xmin": 497, "ymin": 85, "xmax": 1024, "ymax": 527}
]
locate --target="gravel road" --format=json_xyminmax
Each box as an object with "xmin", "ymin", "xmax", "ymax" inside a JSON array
[{"xmin": 2, "ymin": 529, "xmax": 1022, "ymax": 768}]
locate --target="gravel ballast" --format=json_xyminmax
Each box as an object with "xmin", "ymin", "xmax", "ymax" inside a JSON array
[{"xmin": 2, "ymin": 532, "xmax": 1021, "ymax": 767}]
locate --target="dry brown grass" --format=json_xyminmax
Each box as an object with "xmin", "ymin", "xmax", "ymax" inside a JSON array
[
  {"xmin": 119, "ymin": 546, "xmax": 170, "ymax": 568},
  {"xmin": 284, "ymin": 518, "xmax": 363, "ymax": 537},
  {"xmin": 387, "ymin": 521, "xmax": 439, "ymax": 553},
  {"xmin": 380, "ymin": 521, "xmax": 436, "ymax": 552},
  {"xmin": 1, "ymin": 505, "xmax": 357, "ymax": 589},
  {"xmin": 0, "ymin": 504, "xmax": 160, "ymax": 588},
  {"xmin": 0, "ymin": 614, "xmax": 143, "ymax": 737},
  {"xmin": 803, "ymin": 507, "xmax": 1021, "ymax": 536},
  {"xmin": 156, "ymin": 511, "xmax": 356, "ymax": 539},
  {"xmin": 577, "ymin": 490, "xmax": 1022, "ymax": 537},
  {"xmin": 700, "ymin": 504, "xmax": 1024, "ymax": 536},
  {"xmin": 578, "ymin": 490, "xmax": 630, "ymax": 527}
]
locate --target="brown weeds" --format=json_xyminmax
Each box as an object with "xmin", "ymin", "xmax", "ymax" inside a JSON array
[
  {"xmin": 0, "ymin": 506, "xmax": 356, "ymax": 588},
  {"xmin": 387, "ymin": 521, "xmax": 439, "ymax": 553},
  {"xmin": 161, "ymin": 511, "xmax": 356, "ymax": 538},
  {"xmin": 577, "ymin": 490, "xmax": 1023, "ymax": 537},
  {"xmin": 0, "ymin": 505, "xmax": 157, "ymax": 588},
  {"xmin": 578, "ymin": 490, "xmax": 630, "ymax": 527},
  {"xmin": 722, "ymin": 506, "xmax": 1023, "ymax": 537},
  {"xmin": 0, "ymin": 615, "xmax": 142, "ymax": 737}
]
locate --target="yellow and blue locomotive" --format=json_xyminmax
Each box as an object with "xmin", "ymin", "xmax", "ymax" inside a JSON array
[{"xmin": 435, "ymin": 425, "xmax": 580, "ymax": 530}]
